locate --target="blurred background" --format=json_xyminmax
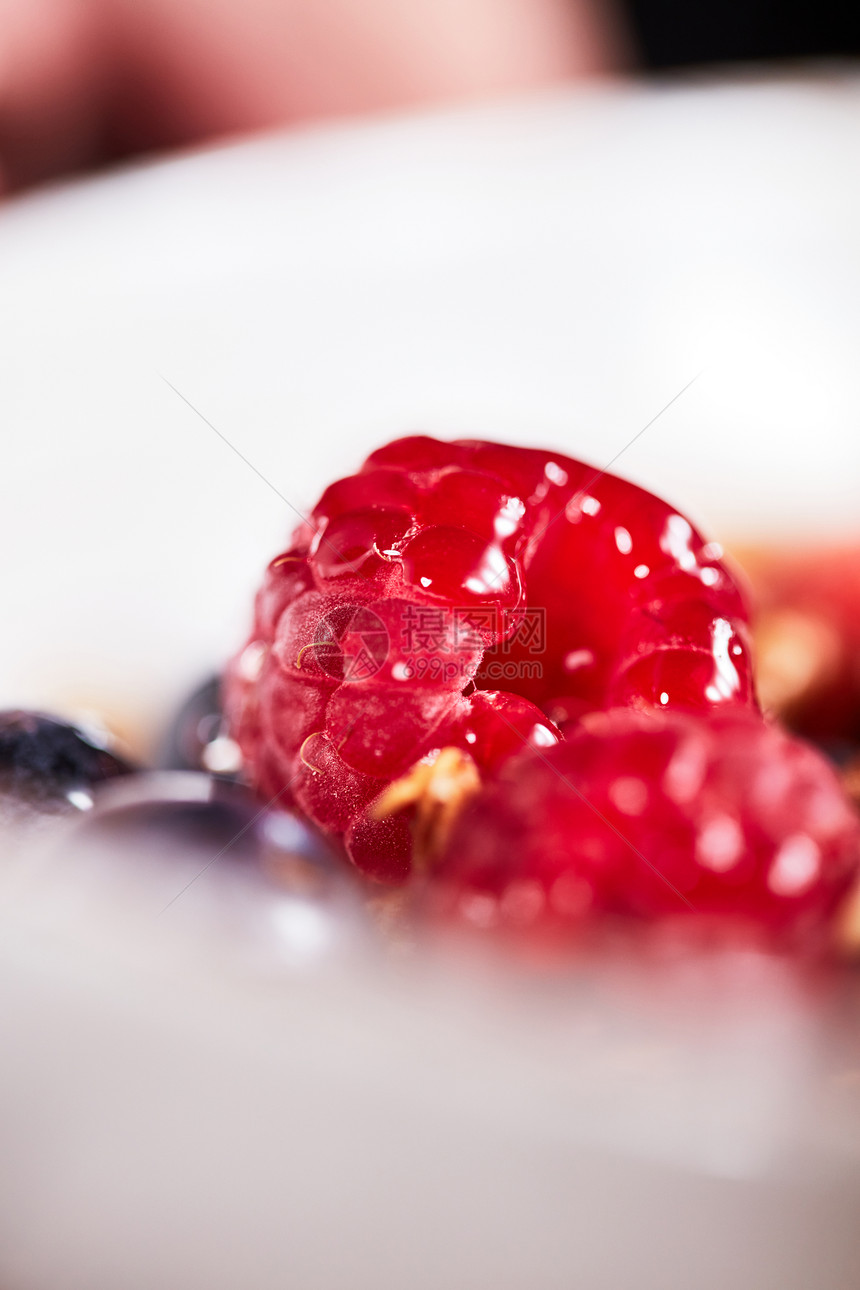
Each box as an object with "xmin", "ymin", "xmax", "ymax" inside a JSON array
[{"xmin": 1, "ymin": 0, "xmax": 859, "ymax": 193}]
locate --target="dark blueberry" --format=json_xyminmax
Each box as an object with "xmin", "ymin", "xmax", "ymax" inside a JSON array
[
  {"xmin": 64, "ymin": 772, "xmax": 367, "ymax": 960},
  {"xmin": 75, "ymin": 772, "xmax": 354, "ymax": 894},
  {"xmin": 73, "ymin": 772, "xmax": 262, "ymax": 862},
  {"xmin": 0, "ymin": 709, "xmax": 134, "ymax": 812},
  {"xmin": 159, "ymin": 676, "xmax": 243, "ymax": 778}
]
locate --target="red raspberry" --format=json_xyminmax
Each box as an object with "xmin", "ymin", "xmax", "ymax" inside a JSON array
[
  {"xmin": 431, "ymin": 708, "xmax": 860, "ymax": 937},
  {"xmin": 226, "ymin": 436, "xmax": 755, "ymax": 879}
]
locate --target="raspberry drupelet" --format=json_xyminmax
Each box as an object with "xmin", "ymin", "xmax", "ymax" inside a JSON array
[
  {"xmin": 226, "ymin": 436, "xmax": 757, "ymax": 882},
  {"xmin": 431, "ymin": 707, "xmax": 860, "ymax": 936}
]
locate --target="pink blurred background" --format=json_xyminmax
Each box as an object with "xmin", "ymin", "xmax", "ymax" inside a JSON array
[{"xmin": 0, "ymin": 0, "xmax": 625, "ymax": 190}]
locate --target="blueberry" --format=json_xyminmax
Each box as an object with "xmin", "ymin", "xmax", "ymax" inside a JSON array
[
  {"xmin": 0, "ymin": 709, "xmax": 134, "ymax": 813},
  {"xmin": 79, "ymin": 773, "xmax": 261, "ymax": 861},
  {"xmin": 159, "ymin": 676, "xmax": 242, "ymax": 778},
  {"xmin": 71, "ymin": 772, "xmax": 341, "ymax": 873},
  {"xmin": 63, "ymin": 772, "xmax": 367, "ymax": 962},
  {"xmin": 85, "ymin": 769, "xmax": 339, "ymax": 869}
]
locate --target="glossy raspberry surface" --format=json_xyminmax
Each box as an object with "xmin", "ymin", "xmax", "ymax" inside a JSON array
[
  {"xmin": 432, "ymin": 708, "xmax": 860, "ymax": 935},
  {"xmin": 226, "ymin": 436, "xmax": 755, "ymax": 880}
]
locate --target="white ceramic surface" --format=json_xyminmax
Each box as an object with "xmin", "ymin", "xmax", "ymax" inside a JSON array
[{"xmin": 1, "ymin": 74, "xmax": 860, "ymax": 1290}]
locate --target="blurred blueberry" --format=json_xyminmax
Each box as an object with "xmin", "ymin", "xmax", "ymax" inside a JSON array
[
  {"xmin": 76, "ymin": 772, "xmax": 260, "ymax": 862},
  {"xmin": 0, "ymin": 709, "xmax": 134, "ymax": 816},
  {"xmin": 63, "ymin": 772, "xmax": 367, "ymax": 962},
  {"xmin": 159, "ymin": 676, "xmax": 243, "ymax": 779}
]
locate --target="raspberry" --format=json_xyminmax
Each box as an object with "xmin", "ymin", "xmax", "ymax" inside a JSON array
[
  {"xmin": 431, "ymin": 708, "xmax": 860, "ymax": 937},
  {"xmin": 226, "ymin": 437, "xmax": 755, "ymax": 878}
]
